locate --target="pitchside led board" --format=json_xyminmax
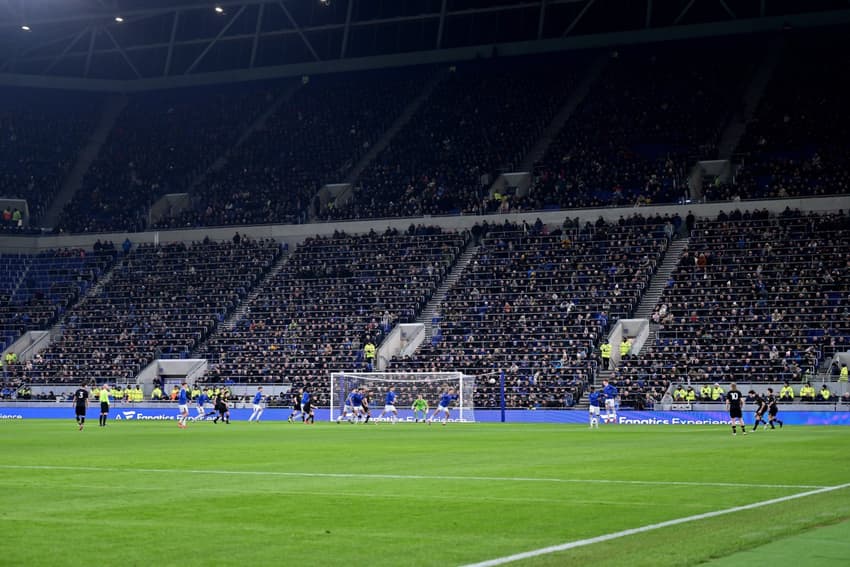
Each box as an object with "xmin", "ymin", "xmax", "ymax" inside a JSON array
[{"xmin": 1, "ymin": 406, "xmax": 849, "ymax": 425}]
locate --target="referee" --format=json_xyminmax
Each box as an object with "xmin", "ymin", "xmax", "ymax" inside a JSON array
[{"xmin": 99, "ymin": 383, "xmax": 111, "ymax": 427}]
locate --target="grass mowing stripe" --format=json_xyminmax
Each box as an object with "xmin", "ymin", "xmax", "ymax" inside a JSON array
[
  {"xmin": 0, "ymin": 464, "xmax": 825, "ymax": 490},
  {"xmin": 459, "ymin": 482, "xmax": 850, "ymax": 567}
]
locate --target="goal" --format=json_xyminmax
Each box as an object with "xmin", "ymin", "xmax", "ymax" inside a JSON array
[{"xmin": 330, "ymin": 371, "xmax": 475, "ymax": 422}]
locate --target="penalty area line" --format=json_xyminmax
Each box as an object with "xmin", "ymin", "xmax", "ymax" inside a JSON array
[
  {"xmin": 459, "ymin": 482, "xmax": 850, "ymax": 567},
  {"xmin": 0, "ymin": 465, "xmax": 825, "ymax": 490}
]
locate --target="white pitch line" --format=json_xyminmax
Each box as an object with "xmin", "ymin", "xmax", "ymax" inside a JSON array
[
  {"xmin": 0, "ymin": 465, "xmax": 826, "ymax": 490},
  {"xmin": 460, "ymin": 482, "xmax": 850, "ymax": 567}
]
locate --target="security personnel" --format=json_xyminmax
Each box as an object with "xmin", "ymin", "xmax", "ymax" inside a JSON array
[
  {"xmin": 673, "ymin": 385, "xmax": 687, "ymax": 400},
  {"xmin": 819, "ymin": 385, "xmax": 832, "ymax": 402},
  {"xmin": 364, "ymin": 341, "xmax": 376, "ymax": 364},
  {"xmin": 134, "ymin": 386, "xmax": 144, "ymax": 402},
  {"xmin": 779, "ymin": 382, "xmax": 795, "ymax": 401},
  {"xmin": 700, "ymin": 384, "xmax": 713, "ymax": 400},
  {"xmin": 840, "ymin": 364, "xmax": 849, "ymax": 383},
  {"xmin": 799, "ymin": 382, "xmax": 816, "ymax": 401},
  {"xmin": 685, "ymin": 386, "xmax": 696, "ymax": 402},
  {"xmin": 151, "ymin": 385, "xmax": 163, "ymax": 400},
  {"xmin": 711, "ymin": 383, "xmax": 724, "ymax": 401},
  {"xmin": 619, "ymin": 338, "xmax": 630, "ymax": 357},
  {"xmin": 600, "ymin": 341, "xmax": 612, "ymax": 369}
]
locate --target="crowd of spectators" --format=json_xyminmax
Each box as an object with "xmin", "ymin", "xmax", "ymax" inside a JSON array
[
  {"xmin": 196, "ymin": 226, "xmax": 467, "ymax": 406},
  {"xmin": 320, "ymin": 55, "xmax": 583, "ymax": 220},
  {"xmin": 618, "ymin": 208, "xmax": 850, "ymax": 388},
  {"xmin": 154, "ymin": 69, "xmax": 425, "ymax": 229},
  {"xmin": 5, "ymin": 235, "xmax": 281, "ymax": 384},
  {"xmin": 730, "ymin": 32, "xmax": 850, "ymax": 201},
  {"xmin": 0, "ymin": 88, "xmax": 100, "ymax": 227},
  {"xmin": 523, "ymin": 42, "xmax": 754, "ymax": 211},
  {"xmin": 0, "ymin": 247, "xmax": 115, "ymax": 351},
  {"xmin": 389, "ymin": 215, "xmax": 671, "ymax": 408},
  {"xmin": 54, "ymin": 84, "xmax": 278, "ymax": 234}
]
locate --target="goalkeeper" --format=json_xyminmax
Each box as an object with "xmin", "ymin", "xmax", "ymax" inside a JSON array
[{"xmin": 411, "ymin": 394, "xmax": 429, "ymax": 423}]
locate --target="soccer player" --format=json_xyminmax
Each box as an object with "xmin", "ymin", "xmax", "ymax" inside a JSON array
[
  {"xmin": 602, "ymin": 379, "xmax": 619, "ymax": 424},
  {"xmin": 359, "ymin": 387, "xmax": 372, "ymax": 424},
  {"xmin": 301, "ymin": 388, "xmax": 314, "ymax": 424},
  {"xmin": 248, "ymin": 386, "xmax": 264, "ymax": 422},
  {"xmin": 98, "ymin": 383, "xmax": 111, "ymax": 427},
  {"xmin": 336, "ymin": 388, "xmax": 358, "ymax": 423},
  {"xmin": 73, "ymin": 382, "xmax": 89, "ymax": 430},
  {"xmin": 378, "ymin": 385, "xmax": 399, "ymax": 423},
  {"xmin": 349, "ymin": 388, "xmax": 364, "ymax": 422},
  {"xmin": 287, "ymin": 388, "xmax": 303, "ymax": 423},
  {"xmin": 195, "ymin": 389, "xmax": 210, "ymax": 421},
  {"xmin": 177, "ymin": 382, "xmax": 190, "ymax": 429},
  {"xmin": 411, "ymin": 394, "xmax": 428, "ymax": 422},
  {"xmin": 428, "ymin": 388, "xmax": 457, "ymax": 425},
  {"xmin": 766, "ymin": 388, "xmax": 784, "ymax": 429},
  {"xmin": 749, "ymin": 390, "xmax": 768, "ymax": 431},
  {"xmin": 726, "ymin": 382, "xmax": 746, "ymax": 435},
  {"xmin": 213, "ymin": 392, "xmax": 229, "ymax": 424},
  {"xmin": 588, "ymin": 386, "xmax": 601, "ymax": 429}
]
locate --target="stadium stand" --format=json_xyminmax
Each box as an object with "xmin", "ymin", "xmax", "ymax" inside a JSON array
[
  {"xmin": 0, "ymin": 88, "xmax": 100, "ymax": 228},
  {"xmin": 321, "ymin": 55, "xmax": 583, "ymax": 220},
  {"xmin": 0, "ymin": 246, "xmax": 115, "ymax": 351},
  {"xmin": 524, "ymin": 42, "xmax": 755, "ymax": 211},
  {"xmin": 154, "ymin": 68, "xmax": 426, "ymax": 229},
  {"xmin": 620, "ymin": 208, "xmax": 850, "ymax": 388},
  {"xmin": 11, "ymin": 236, "xmax": 281, "ymax": 383},
  {"xmin": 195, "ymin": 227, "xmax": 468, "ymax": 406},
  {"xmin": 54, "ymin": 85, "xmax": 277, "ymax": 234},
  {"xmin": 389, "ymin": 215, "xmax": 671, "ymax": 408},
  {"xmin": 726, "ymin": 32, "xmax": 850, "ymax": 202}
]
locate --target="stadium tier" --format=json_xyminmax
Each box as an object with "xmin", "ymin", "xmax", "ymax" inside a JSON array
[
  {"xmin": 0, "ymin": 88, "xmax": 102, "ymax": 229},
  {"xmin": 728, "ymin": 30, "xmax": 850, "ymax": 202},
  {"xmin": 6, "ymin": 237, "xmax": 281, "ymax": 383},
  {"xmin": 618, "ymin": 209, "xmax": 850, "ymax": 388},
  {"xmin": 388, "ymin": 215, "xmax": 671, "ymax": 408}
]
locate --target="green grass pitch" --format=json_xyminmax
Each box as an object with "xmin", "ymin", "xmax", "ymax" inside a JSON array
[{"xmin": 1, "ymin": 420, "xmax": 848, "ymax": 566}]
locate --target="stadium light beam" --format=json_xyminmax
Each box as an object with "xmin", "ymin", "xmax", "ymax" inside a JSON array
[
  {"xmin": 21, "ymin": 25, "xmax": 31, "ymax": 32},
  {"xmin": 115, "ymin": 17, "xmax": 124, "ymax": 23},
  {"xmin": 215, "ymin": 6, "xmax": 225, "ymax": 14}
]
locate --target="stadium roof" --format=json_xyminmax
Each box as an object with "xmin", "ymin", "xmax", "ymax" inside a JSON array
[{"xmin": 2, "ymin": 0, "xmax": 850, "ymax": 90}]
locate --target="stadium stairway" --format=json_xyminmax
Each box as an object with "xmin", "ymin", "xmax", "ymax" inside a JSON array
[
  {"xmin": 419, "ymin": 241, "xmax": 479, "ymax": 341},
  {"xmin": 632, "ymin": 237, "xmax": 689, "ymax": 320},
  {"xmin": 519, "ymin": 53, "xmax": 608, "ymax": 171},
  {"xmin": 188, "ymin": 80, "xmax": 303, "ymax": 194},
  {"xmin": 213, "ymin": 247, "xmax": 291, "ymax": 334},
  {"xmin": 41, "ymin": 95, "xmax": 128, "ymax": 227},
  {"xmin": 317, "ymin": 67, "xmax": 449, "ymax": 219},
  {"xmin": 716, "ymin": 37, "xmax": 784, "ymax": 160}
]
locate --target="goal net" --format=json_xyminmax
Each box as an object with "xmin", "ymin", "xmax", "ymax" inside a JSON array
[{"xmin": 330, "ymin": 371, "xmax": 475, "ymax": 423}]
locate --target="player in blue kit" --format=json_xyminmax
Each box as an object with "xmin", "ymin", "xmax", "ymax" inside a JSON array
[
  {"xmin": 602, "ymin": 379, "xmax": 619, "ymax": 424},
  {"xmin": 195, "ymin": 389, "xmax": 210, "ymax": 421},
  {"xmin": 336, "ymin": 388, "xmax": 358, "ymax": 423},
  {"xmin": 349, "ymin": 388, "xmax": 364, "ymax": 422},
  {"xmin": 301, "ymin": 388, "xmax": 314, "ymax": 424},
  {"xmin": 377, "ymin": 386, "xmax": 399, "ymax": 423},
  {"xmin": 428, "ymin": 388, "xmax": 458, "ymax": 425},
  {"xmin": 587, "ymin": 386, "xmax": 601, "ymax": 429},
  {"xmin": 248, "ymin": 386, "xmax": 265, "ymax": 422},
  {"xmin": 177, "ymin": 382, "xmax": 190, "ymax": 429}
]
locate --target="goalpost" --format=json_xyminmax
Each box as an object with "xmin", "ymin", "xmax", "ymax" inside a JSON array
[{"xmin": 330, "ymin": 371, "xmax": 475, "ymax": 422}]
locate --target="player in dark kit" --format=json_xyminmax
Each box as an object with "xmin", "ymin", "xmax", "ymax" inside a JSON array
[
  {"xmin": 73, "ymin": 382, "xmax": 89, "ymax": 430},
  {"xmin": 749, "ymin": 390, "xmax": 768, "ymax": 431},
  {"xmin": 766, "ymin": 388, "xmax": 784, "ymax": 429},
  {"xmin": 360, "ymin": 388, "xmax": 372, "ymax": 424},
  {"xmin": 726, "ymin": 383, "xmax": 746, "ymax": 435},
  {"xmin": 213, "ymin": 392, "xmax": 230, "ymax": 424},
  {"xmin": 287, "ymin": 389, "xmax": 303, "ymax": 423}
]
